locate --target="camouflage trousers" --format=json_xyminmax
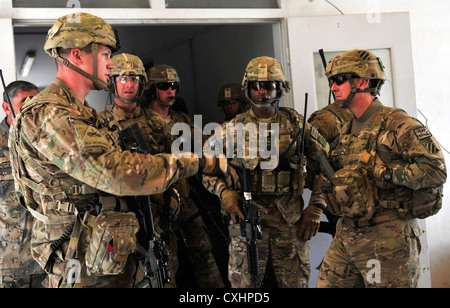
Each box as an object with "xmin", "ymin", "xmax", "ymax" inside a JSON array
[
  {"xmin": 316, "ymin": 218, "xmax": 422, "ymax": 288},
  {"xmin": 228, "ymin": 220, "xmax": 310, "ymax": 288}
]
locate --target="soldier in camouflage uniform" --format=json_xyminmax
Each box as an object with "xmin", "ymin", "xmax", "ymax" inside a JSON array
[
  {"xmin": 314, "ymin": 49, "xmax": 447, "ymax": 288},
  {"xmin": 102, "ymin": 53, "xmax": 182, "ymax": 287},
  {"xmin": 203, "ymin": 56, "xmax": 329, "ymax": 288},
  {"xmin": 0, "ymin": 81, "xmax": 45, "ymax": 288},
  {"xmin": 146, "ymin": 64, "xmax": 225, "ymax": 288},
  {"xmin": 217, "ymin": 83, "xmax": 248, "ymax": 122},
  {"xmin": 8, "ymin": 12, "xmax": 232, "ymax": 288}
]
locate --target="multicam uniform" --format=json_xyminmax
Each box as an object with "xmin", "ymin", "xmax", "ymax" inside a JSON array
[
  {"xmin": 103, "ymin": 53, "xmax": 183, "ymax": 288},
  {"xmin": 203, "ymin": 57, "xmax": 329, "ymax": 288},
  {"xmin": 147, "ymin": 64, "xmax": 224, "ymax": 288},
  {"xmin": 315, "ymin": 49, "xmax": 447, "ymax": 288},
  {"xmin": 8, "ymin": 13, "xmax": 200, "ymax": 288},
  {"xmin": 0, "ymin": 119, "xmax": 44, "ymax": 288}
]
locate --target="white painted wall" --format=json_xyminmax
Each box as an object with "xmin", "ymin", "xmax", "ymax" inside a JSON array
[{"xmin": 288, "ymin": 0, "xmax": 450, "ymax": 288}]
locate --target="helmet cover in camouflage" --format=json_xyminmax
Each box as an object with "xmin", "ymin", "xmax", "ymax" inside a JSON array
[
  {"xmin": 217, "ymin": 83, "xmax": 246, "ymax": 106},
  {"xmin": 110, "ymin": 53, "xmax": 147, "ymax": 100},
  {"xmin": 325, "ymin": 49, "xmax": 385, "ymax": 81},
  {"xmin": 111, "ymin": 53, "xmax": 148, "ymax": 83},
  {"xmin": 146, "ymin": 64, "xmax": 180, "ymax": 90},
  {"xmin": 242, "ymin": 56, "xmax": 290, "ymax": 93},
  {"xmin": 44, "ymin": 12, "xmax": 119, "ymax": 58}
]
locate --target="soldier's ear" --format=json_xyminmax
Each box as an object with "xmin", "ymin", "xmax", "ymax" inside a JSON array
[
  {"xmin": 358, "ymin": 78, "xmax": 370, "ymax": 90},
  {"xmin": 2, "ymin": 101, "xmax": 10, "ymax": 114}
]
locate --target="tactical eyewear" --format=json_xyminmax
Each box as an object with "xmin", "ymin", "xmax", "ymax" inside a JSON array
[
  {"xmin": 249, "ymin": 81, "xmax": 278, "ymax": 92},
  {"xmin": 156, "ymin": 82, "xmax": 180, "ymax": 91},
  {"xmin": 118, "ymin": 76, "xmax": 140, "ymax": 84},
  {"xmin": 329, "ymin": 74, "xmax": 358, "ymax": 87}
]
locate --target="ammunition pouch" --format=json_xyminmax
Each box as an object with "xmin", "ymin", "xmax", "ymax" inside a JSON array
[
  {"xmin": 85, "ymin": 211, "xmax": 139, "ymax": 276},
  {"xmin": 249, "ymin": 166, "xmax": 304, "ymax": 196},
  {"xmin": 377, "ymin": 182, "xmax": 443, "ymax": 219},
  {"xmin": 332, "ymin": 168, "xmax": 375, "ymax": 220}
]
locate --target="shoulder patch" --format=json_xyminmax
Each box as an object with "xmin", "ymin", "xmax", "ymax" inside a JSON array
[{"xmin": 414, "ymin": 127, "xmax": 432, "ymax": 140}]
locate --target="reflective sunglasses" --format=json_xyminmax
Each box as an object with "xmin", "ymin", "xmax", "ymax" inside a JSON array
[
  {"xmin": 118, "ymin": 75, "xmax": 140, "ymax": 84},
  {"xmin": 249, "ymin": 81, "xmax": 278, "ymax": 92},
  {"xmin": 156, "ymin": 82, "xmax": 180, "ymax": 91}
]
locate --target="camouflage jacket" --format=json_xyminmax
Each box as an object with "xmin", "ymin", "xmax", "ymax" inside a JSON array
[
  {"xmin": 0, "ymin": 119, "xmax": 41, "ymax": 276},
  {"xmin": 202, "ymin": 107, "xmax": 328, "ymax": 227},
  {"xmin": 307, "ymin": 102, "xmax": 354, "ymax": 147},
  {"xmin": 101, "ymin": 102, "xmax": 189, "ymax": 201},
  {"xmin": 326, "ymin": 99, "xmax": 447, "ymax": 218},
  {"xmin": 8, "ymin": 78, "xmax": 199, "ymax": 270}
]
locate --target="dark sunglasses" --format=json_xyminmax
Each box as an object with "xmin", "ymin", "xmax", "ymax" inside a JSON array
[
  {"xmin": 249, "ymin": 81, "xmax": 278, "ymax": 92},
  {"xmin": 156, "ymin": 82, "xmax": 179, "ymax": 91},
  {"xmin": 329, "ymin": 74, "xmax": 358, "ymax": 86}
]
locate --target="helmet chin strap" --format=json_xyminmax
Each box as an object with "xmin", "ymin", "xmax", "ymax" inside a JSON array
[
  {"xmin": 54, "ymin": 43, "xmax": 108, "ymax": 91},
  {"xmin": 336, "ymin": 78, "xmax": 375, "ymax": 108}
]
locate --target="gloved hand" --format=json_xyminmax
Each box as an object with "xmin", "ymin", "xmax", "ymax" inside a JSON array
[
  {"xmin": 221, "ymin": 189, "xmax": 244, "ymax": 220},
  {"xmin": 151, "ymin": 188, "xmax": 181, "ymax": 217},
  {"xmin": 164, "ymin": 187, "xmax": 181, "ymax": 217},
  {"xmin": 199, "ymin": 153, "xmax": 228, "ymax": 176},
  {"xmin": 298, "ymin": 205, "xmax": 323, "ymax": 241},
  {"xmin": 200, "ymin": 154, "xmax": 240, "ymax": 189}
]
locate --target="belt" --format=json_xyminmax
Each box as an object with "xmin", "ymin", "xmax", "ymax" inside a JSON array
[{"xmin": 342, "ymin": 210, "xmax": 400, "ymax": 228}]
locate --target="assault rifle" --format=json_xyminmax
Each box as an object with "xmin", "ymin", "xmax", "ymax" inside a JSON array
[
  {"xmin": 238, "ymin": 163, "xmax": 262, "ymax": 288},
  {"xmin": 118, "ymin": 122, "xmax": 171, "ymax": 288}
]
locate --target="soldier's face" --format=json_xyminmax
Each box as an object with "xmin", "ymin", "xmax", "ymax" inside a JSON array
[
  {"xmin": 2, "ymin": 89, "xmax": 38, "ymax": 124},
  {"xmin": 115, "ymin": 76, "xmax": 139, "ymax": 101},
  {"xmin": 83, "ymin": 44, "xmax": 114, "ymax": 85},
  {"xmin": 223, "ymin": 100, "xmax": 241, "ymax": 117},
  {"xmin": 331, "ymin": 78, "xmax": 352, "ymax": 105},
  {"xmin": 331, "ymin": 77, "xmax": 365, "ymax": 107},
  {"xmin": 249, "ymin": 81, "xmax": 278, "ymax": 106},
  {"xmin": 157, "ymin": 86, "xmax": 177, "ymax": 107}
]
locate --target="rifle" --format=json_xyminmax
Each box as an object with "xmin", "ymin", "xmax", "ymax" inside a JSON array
[
  {"xmin": 0, "ymin": 69, "xmax": 15, "ymax": 119},
  {"xmin": 237, "ymin": 163, "xmax": 262, "ymax": 288},
  {"xmin": 118, "ymin": 122, "xmax": 171, "ymax": 288}
]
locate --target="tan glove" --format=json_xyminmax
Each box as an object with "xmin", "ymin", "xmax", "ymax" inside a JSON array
[
  {"xmin": 298, "ymin": 205, "xmax": 323, "ymax": 241},
  {"xmin": 200, "ymin": 153, "xmax": 228, "ymax": 176},
  {"xmin": 151, "ymin": 188, "xmax": 181, "ymax": 217},
  {"xmin": 200, "ymin": 154, "xmax": 240, "ymax": 189},
  {"xmin": 221, "ymin": 189, "xmax": 244, "ymax": 220}
]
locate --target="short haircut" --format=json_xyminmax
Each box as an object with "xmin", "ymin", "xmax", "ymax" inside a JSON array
[{"xmin": 3, "ymin": 80, "xmax": 38, "ymax": 102}]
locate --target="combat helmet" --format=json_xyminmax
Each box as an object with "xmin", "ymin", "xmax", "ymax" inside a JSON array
[
  {"xmin": 44, "ymin": 12, "xmax": 120, "ymax": 90},
  {"xmin": 146, "ymin": 64, "xmax": 180, "ymax": 105},
  {"xmin": 242, "ymin": 56, "xmax": 290, "ymax": 109},
  {"xmin": 326, "ymin": 49, "xmax": 385, "ymax": 108},
  {"xmin": 110, "ymin": 53, "xmax": 147, "ymax": 102},
  {"xmin": 217, "ymin": 83, "xmax": 246, "ymax": 106}
]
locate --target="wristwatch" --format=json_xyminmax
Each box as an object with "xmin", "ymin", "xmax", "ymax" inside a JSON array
[{"xmin": 382, "ymin": 167, "xmax": 393, "ymax": 182}]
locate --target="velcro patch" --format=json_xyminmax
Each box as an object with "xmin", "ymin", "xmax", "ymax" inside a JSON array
[
  {"xmin": 414, "ymin": 127, "xmax": 432, "ymax": 140},
  {"xmin": 421, "ymin": 140, "xmax": 440, "ymax": 154}
]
